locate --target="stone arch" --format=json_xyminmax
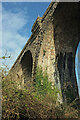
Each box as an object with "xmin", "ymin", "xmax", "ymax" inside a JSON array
[
  {"xmin": 20, "ymin": 50, "xmax": 33, "ymax": 83},
  {"xmin": 53, "ymin": 2, "xmax": 79, "ymax": 102}
]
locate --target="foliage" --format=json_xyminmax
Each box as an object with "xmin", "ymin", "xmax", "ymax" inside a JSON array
[
  {"xmin": 35, "ymin": 66, "xmax": 60, "ymax": 103},
  {"xmin": 0, "ymin": 56, "xmax": 10, "ymax": 59},
  {"xmin": 2, "ymin": 65, "xmax": 80, "ymax": 119},
  {"xmin": 63, "ymin": 82, "xmax": 77, "ymax": 103},
  {"xmin": 43, "ymin": 49, "xmax": 46, "ymax": 56}
]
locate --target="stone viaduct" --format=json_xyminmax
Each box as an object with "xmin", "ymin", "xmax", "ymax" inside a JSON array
[{"xmin": 10, "ymin": 2, "xmax": 80, "ymax": 102}]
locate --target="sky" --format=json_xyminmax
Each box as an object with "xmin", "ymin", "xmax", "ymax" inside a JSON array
[
  {"xmin": 75, "ymin": 42, "xmax": 80, "ymax": 96},
  {"xmin": 1, "ymin": 2, "xmax": 50, "ymax": 68},
  {"xmin": 0, "ymin": 2, "xmax": 80, "ymax": 96}
]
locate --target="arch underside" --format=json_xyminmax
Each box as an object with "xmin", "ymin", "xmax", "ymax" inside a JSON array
[
  {"xmin": 54, "ymin": 2, "xmax": 79, "ymax": 102},
  {"xmin": 21, "ymin": 50, "xmax": 33, "ymax": 83}
]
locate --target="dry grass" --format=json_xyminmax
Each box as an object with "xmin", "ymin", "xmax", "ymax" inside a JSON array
[{"xmin": 2, "ymin": 67, "xmax": 80, "ymax": 120}]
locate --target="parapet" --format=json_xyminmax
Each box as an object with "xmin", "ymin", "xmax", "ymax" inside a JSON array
[{"xmin": 31, "ymin": 16, "xmax": 42, "ymax": 33}]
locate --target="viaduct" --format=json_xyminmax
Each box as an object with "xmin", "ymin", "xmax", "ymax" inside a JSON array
[{"xmin": 10, "ymin": 2, "xmax": 80, "ymax": 102}]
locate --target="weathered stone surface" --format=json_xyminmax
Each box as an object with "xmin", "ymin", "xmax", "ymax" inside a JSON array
[{"xmin": 10, "ymin": 2, "xmax": 80, "ymax": 103}]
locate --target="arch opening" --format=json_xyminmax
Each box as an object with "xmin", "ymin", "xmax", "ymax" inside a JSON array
[
  {"xmin": 75, "ymin": 42, "xmax": 80, "ymax": 97},
  {"xmin": 21, "ymin": 50, "xmax": 33, "ymax": 83}
]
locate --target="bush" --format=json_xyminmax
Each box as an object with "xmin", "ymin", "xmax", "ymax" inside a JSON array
[
  {"xmin": 2, "ymin": 66, "xmax": 80, "ymax": 119},
  {"xmin": 34, "ymin": 66, "xmax": 60, "ymax": 103}
]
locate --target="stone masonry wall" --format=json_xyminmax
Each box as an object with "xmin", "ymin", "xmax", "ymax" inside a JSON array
[
  {"xmin": 10, "ymin": 17, "xmax": 43, "ymax": 88},
  {"xmin": 10, "ymin": 2, "xmax": 80, "ymax": 102},
  {"xmin": 53, "ymin": 2, "xmax": 79, "ymax": 101}
]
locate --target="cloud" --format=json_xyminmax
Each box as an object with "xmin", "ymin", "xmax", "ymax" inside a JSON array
[
  {"xmin": 2, "ymin": 3, "xmax": 28, "ymax": 69},
  {"xmin": 3, "ymin": 10, "xmax": 27, "ymax": 32},
  {"xmin": 0, "ymin": 2, "xmax": 2, "ymax": 40},
  {"xmin": 0, "ymin": 2, "xmax": 2, "ymax": 66}
]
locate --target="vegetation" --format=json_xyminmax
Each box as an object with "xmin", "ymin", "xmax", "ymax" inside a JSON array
[
  {"xmin": 63, "ymin": 81, "xmax": 77, "ymax": 103},
  {"xmin": 34, "ymin": 66, "xmax": 60, "ymax": 103},
  {"xmin": 43, "ymin": 49, "xmax": 46, "ymax": 56},
  {"xmin": 1, "ymin": 65, "xmax": 80, "ymax": 119}
]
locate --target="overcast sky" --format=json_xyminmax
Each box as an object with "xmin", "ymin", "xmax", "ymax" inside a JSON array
[{"xmin": 0, "ymin": 2, "xmax": 80, "ymax": 95}]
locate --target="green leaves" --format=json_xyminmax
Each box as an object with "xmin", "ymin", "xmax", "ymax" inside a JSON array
[
  {"xmin": 35, "ymin": 66, "xmax": 59, "ymax": 102},
  {"xmin": 0, "ymin": 56, "xmax": 10, "ymax": 59},
  {"xmin": 2, "ymin": 56, "xmax": 6, "ymax": 59},
  {"xmin": 43, "ymin": 49, "xmax": 46, "ymax": 56},
  {"xmin": 2, "ymin": 65, "xmax": 80, "ymax": 119}
]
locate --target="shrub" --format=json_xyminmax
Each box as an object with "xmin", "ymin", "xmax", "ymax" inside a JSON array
[
  {"xmin": 63, "ymin": 82, "xmax": 77, "ymax": 103},
  {"xmin": 34, "ymin": 66, "xmax": 60, "ymax": 103},
  {"xmin": 2, "ymin": 66, "xmax": 80, "ymax": 119}
]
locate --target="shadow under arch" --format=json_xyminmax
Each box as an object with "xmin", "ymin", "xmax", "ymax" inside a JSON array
[
  {"xmin": 53, "ymin": 2, "xmax": 79, "ymax": 103},
  {"xmin": 20, "ymin": 50, "xmax": 33, "ymax": 83}
]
